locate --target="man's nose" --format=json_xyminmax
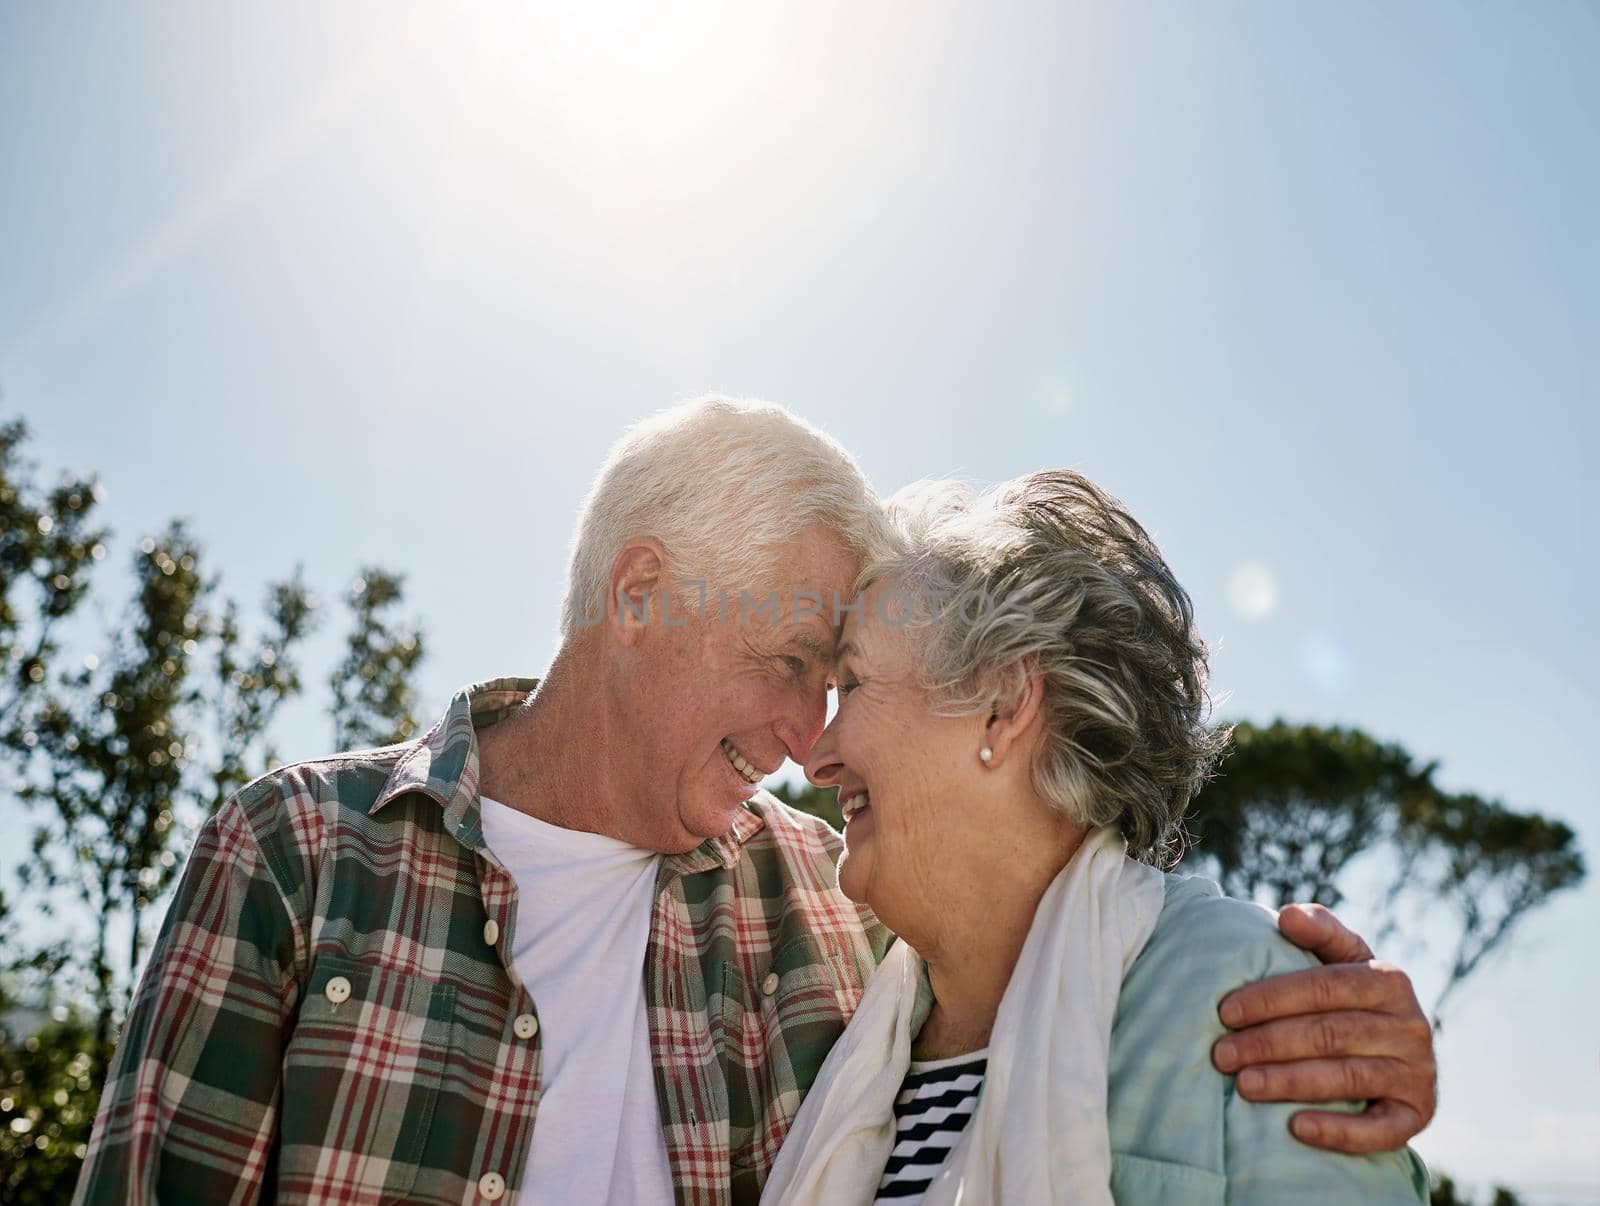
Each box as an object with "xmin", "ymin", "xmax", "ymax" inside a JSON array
[{"xmin": 778, "ymin": 682, "xmax": 830, "ymax": 767}]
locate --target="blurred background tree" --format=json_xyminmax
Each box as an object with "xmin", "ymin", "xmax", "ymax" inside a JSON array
[
  {"xmin": 0, "ymin": 409, "xmax": 427, "ymax": 1197},
  {"xmin": 770, "ymin": 780, "xmax": 844, "ymax": 831},
  {"xmin": 1, "ymin": 416, "xmax": 107, "ymax": 737},
  {"xmin": 1430, "ymin": 1173, "xmax": 1524, "ymax": 1205},
  {"xmin": 329, "ymin": 567, "xmax": 424, "ymax": 749},
  {"xmin": 1182, "ymin": 721, "xmax": 1584, "ymax": 1027},
  {"xmin": 13, "ymin": 521, "xmax": 320, "ymax": 1074},
  {"xmin": 1175, "ymin": 722, "xmax": 1439, "ymax": 907},
  {"xmin": 0, "ymin": 1006, "xmax": 96, "ymax": 1206},
  {"xmin": 211, "ymin": 569, "xmax": 318, "ymax": 808}
]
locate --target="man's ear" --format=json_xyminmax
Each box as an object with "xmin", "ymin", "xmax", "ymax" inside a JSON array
[
  {"xmin": 982, "ymin": 657, "xmax": 1046, "ymax": 768},
  {"xmin": 609, "ymin": 538, "xmax": 668, "ymax": 646}
]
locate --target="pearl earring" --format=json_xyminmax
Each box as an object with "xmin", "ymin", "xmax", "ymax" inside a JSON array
[{"xmin": 979, "ymin": 746, "xmax": 993, "ymax": 764}]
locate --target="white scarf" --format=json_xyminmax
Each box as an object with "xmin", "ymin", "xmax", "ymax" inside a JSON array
[{"xmin": 760, "ymin": 826, "xmax": 1165, "ymax": 1206}]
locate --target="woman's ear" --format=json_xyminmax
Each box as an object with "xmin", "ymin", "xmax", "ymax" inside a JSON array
[
  {"xmin": 609, "ymin": 538, "xmax": 668, "ymax": 645},
  {"xmin": 983, "ymin": 657, "xmax": 1046, "ymax": 767}
]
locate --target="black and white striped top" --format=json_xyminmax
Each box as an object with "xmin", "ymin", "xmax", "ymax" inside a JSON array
[{"xmin": 873, "ymin": 1049, "xmax": 989, "ymax": 1202}]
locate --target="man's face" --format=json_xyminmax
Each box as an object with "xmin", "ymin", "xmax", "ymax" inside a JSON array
[{"xmin": 613, "ymin": 520, "xmax": 859, "ymax": 852}]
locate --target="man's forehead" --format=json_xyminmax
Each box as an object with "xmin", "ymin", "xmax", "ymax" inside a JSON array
[{"xmin": 750, "ymin": 570, "xmax": 864, "ymax": 662}]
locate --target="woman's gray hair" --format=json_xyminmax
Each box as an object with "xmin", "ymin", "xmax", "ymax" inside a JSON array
[
  {"xmin": 560, "ymin": 395, "xmax": 894, "ymax": 639},
  {"xmin": 862, "ymin": 470, "xmax": 1228, "ymax": 865}
]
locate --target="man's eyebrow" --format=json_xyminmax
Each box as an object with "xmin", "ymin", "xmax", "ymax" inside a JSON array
[
  {"xmin": 785, "ymin": 631, "xmax": 829, "ymax": 661},
  {"xmin": 831, "ymin": 640, "xmax": 856, "ymax": 667}
]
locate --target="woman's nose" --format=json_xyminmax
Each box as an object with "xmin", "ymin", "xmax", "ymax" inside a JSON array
[{"xmin": 803, "ymin": 719, "xmax": 844, "ymax": 788}]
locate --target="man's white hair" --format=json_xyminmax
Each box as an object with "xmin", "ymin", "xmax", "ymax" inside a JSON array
[{"xmin": 559, "ymin": 395, "xmax": 893, "ymax": 639}]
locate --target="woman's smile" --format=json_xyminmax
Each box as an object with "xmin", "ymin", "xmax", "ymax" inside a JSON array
[
  {"xmin": 839, "ymin": 786, "xmax": 874, "ymax": 838},
  {"xmin": 839, "ymin": 788, "xmax": 871, "ymax": 822},
  {"xmin": 842, "ymin": 801, "xmax": 874, "ymax": 836}
]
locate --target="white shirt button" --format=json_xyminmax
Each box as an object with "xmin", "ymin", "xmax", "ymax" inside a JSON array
[
  {"xmin": 482, "ymin": 918, "xmax": 500, "ymax": 947},
  {"xmin": 513, "ymin": 1012, "xmax": 539, "ymax": 1040},
  {"xmin": 324, "ymin": 975, "xmax": 351, "ymax": 1005},
  {"xmin": 478, "ymin": 1171, "xmax": 506, "ymax": 1200},
  {"xmin": 761, "ymin": 971, "xmax": 780, "ymax": 997}
]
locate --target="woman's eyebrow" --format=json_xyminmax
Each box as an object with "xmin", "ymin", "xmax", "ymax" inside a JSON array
[{"xmin": 830, "ymin": 640, "xmax": 856, "ymax": 669}]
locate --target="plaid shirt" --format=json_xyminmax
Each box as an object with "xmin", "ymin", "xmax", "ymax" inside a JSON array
[{"xmin": 76, "ymin": 677, "xmax": 891, "ymax": 1206}]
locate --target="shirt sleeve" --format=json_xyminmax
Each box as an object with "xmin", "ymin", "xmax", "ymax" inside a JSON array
[{"xmin": 73, "ymin": 786, "xmax": 304, "ymax": 1206}]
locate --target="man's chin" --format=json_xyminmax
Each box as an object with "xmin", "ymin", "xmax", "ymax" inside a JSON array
[{"xmin": 675, "ymin": 794, "xmax": 748, "ymax": 846}]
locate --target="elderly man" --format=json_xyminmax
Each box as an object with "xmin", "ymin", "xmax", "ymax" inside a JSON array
[{"xmin": 77, "ymin": 397, "xmax": 1436, "ymax": 1205}]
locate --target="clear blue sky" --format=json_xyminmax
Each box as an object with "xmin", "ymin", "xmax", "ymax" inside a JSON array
[{"xmin": 3, "ymin": 2, "xmax": 1595, "ymax": 1199}]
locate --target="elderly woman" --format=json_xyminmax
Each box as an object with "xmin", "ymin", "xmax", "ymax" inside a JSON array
[{"xmin": 761, "ymin": 470, "xmax": 1429, "ymax": 1205}]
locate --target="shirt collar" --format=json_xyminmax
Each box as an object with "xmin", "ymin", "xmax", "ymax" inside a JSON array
[
  {"xmin": 662, "ymin": 800, "xmax": 765, "ymax": 876},
  {"xmin": 371, "ymin": 675, "xmax": 766, "ymax": 869}
]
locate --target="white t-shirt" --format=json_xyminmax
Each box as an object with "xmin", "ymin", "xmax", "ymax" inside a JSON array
[{"xmin": 477, "ymin": 794, "xmax": 675, "ymax": 1206}]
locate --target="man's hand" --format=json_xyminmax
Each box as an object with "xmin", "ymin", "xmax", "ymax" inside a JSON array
[{"xmin": 1210, "ymin": 903, "xmax": 1437, "ymax": 1155}]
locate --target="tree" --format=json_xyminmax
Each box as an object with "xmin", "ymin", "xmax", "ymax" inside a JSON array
[
  {"xmin": 1185, "ymin": 720, "xmax": 1585, "ymax": 1025},
  {"xmin": 210, "ymin": 570, "xmax": 318, "ymax": 807},
  {"xmin": 0, "ymin": 417, "xmax": 107, "ymax": 1201},
  {"xmin": 1429, "ymin": 1173, "xmax": 1524, "ymax": 1205},
  {"xmin": 15, "ymin": 523, "xmax": 317, "ymax": 1071},
  {"xmin": 0, "ymin": 1006, "xmax": 97, "ymax": 1206},
  {"xmin": 1181, "ymin": 721, "xmax": 1440, "ymax": 908},
  {"xmin": 0, "ymin": 416, "xmax": 107, "ymax": 737},
  {"xmin": 329, "ymin": 568, "xmax": 424, "ymax": 750},
  {"xmin": 1420, "ymin": 791, "xmax": 1583, "ymax": 1022}
]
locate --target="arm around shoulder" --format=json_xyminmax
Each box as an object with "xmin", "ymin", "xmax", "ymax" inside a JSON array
[
  {"xmin": 1108, "ymin": 878, "xmax": 1427, "ymax": 1205},
  {"xmin": 1203, "ymin": 897, "xmax": 1429, "ymax": 1204}
]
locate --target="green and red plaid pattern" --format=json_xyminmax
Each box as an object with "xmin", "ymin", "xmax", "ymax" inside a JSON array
[{"xmin": 76, "ymin": 677, "xmax": 891, "ymax": 1205}]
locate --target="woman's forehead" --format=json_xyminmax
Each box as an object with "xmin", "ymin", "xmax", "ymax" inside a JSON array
[{"xmin": 832, "ymin": 587, "xmax": 889, "ymax": 664}]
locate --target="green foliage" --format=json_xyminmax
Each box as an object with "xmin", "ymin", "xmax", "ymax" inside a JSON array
[
  {"xmin": 16, "ymin": 523, "xmax": 211, "ymax": 1066},
  {"xmin": 1430, "ymin": 1173, "xmax": 1524, "ymax": 1205},
  {"xmin": 1420, "ymin": 791, "xmax": 1584, "ymax": 1020},
  {"xmin": 1186, "ymin": 720, "xmax": 1585, "ymax": 1024},
  {"xmin": 1182, "ymin": 721, "xmax": 1439, "ymax": 907},
  {"xmin": 329, "ymin": 568, "xmax": 424, "ymax": 749},
  {"xmin": 12, "ymin": 521, "xmax": 320, "ymax": 1072},
  {"xmin": 211, "ymin": 570, "xmax": 319, "ymax": 809},
  {"xmin": 0, "ymin": 416, "xmax": 108, "ymax": 735},
  {"xmin": 767, "ymin": 780, "xmax": 844, "ymax": 831},
  {"xmin": 0, "ymin": 1010, "xmax": 97, "ymax": 1206}
]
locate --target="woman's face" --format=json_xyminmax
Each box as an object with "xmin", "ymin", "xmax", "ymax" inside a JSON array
[{"xmin": 804, "ymin": 579, "xmax": 1016, "ymax": 940}]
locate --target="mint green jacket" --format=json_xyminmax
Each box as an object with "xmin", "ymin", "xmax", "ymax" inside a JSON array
[{"xmin": 1105, "ymin": 874, "xmax": 1430, "ymax": 1203}]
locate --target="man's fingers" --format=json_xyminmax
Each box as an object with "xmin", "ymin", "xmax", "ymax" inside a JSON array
[
  {"xmin": 1278, "ymin": 903, "xmax": 1376, "ymax": 964},
  {"xmin": 1232, "ymin": 1055, "xmax": 1416, "ymax": 1106},
  {"xmin": 1212, "ymin": 1010, "xmax": 1427, "ymax": 1073},
  {"xmin": 1287, "ymin": 1100, "xmax": 1427, "ymax": 1156},
  {"xmin": 1215, "ymin": 930, "xmax": 1438, "ymax": 1157},
  {"xmin": 1219, "ymin": 961, "xmax": 1415, "ymax": 1028}
]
